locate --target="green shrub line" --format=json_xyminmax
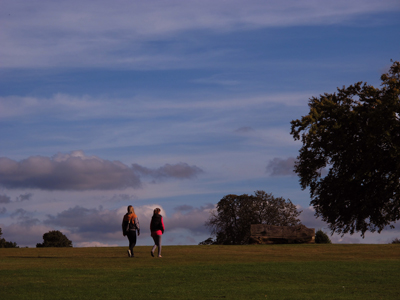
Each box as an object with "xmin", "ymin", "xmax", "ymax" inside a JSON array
[{"xmin": 1, "ymin": 244, "xmax": 399, "ymax": 300}]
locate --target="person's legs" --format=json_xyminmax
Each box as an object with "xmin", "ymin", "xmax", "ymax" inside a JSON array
[
  {"xmin": 151, "ymin": 235, "xmax": 162, "ymax": 257},
  {"xmin": 151, "ymin": 235, "xmax": 158, "ymax": 255},
  {"xmin": 127, "ymin": 231, "xmax": 137, "ymax": 257},
  {"xmin": 157, "ymin": 235, "xmax": 162, "ymax": 257}
]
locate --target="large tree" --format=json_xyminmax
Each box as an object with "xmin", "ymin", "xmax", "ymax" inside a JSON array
[
  {"xmin": 36, "ymin": 230, "xmax": 73, "ymax": 247},
  {"xmin": 290, "ymin": 60, "xmax": 400, "ymax": 236},
  {"xmin": 205, "ymin": 191, "xmax": 302, "ymax": 245}
]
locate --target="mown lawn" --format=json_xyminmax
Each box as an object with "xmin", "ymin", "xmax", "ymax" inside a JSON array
[{"xmin": 0, "ymin": 244, "xmax": 399, "ymax": 299}]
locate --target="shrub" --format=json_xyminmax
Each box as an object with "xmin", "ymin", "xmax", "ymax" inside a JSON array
[
  {"xmin": 315, "ymin": 229, "xmax": 332, "ymax": 244},
  {"xmin": 391, "ymin": 238, "xmax": 400, "ymax": 244},
  {"xmin": 198, "ymin": 237, "xmax": 216, "ymax": 245},
  {"xmin": 36, "ymin": 230, "xmax": 73, "ymax": 247}
]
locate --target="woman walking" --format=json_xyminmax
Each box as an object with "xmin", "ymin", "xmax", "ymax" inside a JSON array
[
  {"xmin": 150, "ymin": 208, "xmax": 164, "ymax": 258},
  {"xmin": 122, "ymin": 205, "xmax": 140, "ymax": 257}
]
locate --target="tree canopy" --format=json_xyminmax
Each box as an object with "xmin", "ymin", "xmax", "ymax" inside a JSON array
[
  {"xmin": 290, "ymin": 60, "xmax": 400, "ymax": 236},
  {"xmin": 36, "ymin": 230, "xmax": 73, "ymax": 247},
  {"xmin": 205, "ymin": 190, "xmax": 302, "ymax": 245}
]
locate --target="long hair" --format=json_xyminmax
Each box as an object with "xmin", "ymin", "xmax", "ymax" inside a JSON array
[{"xmin": 127, "ymin": 205, "xmax": 135, "ymax": 215}]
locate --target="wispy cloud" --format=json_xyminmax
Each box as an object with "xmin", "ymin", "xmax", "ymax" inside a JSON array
[
  {"xmin": 132, "ymin": 163, "xmax": 204, "ymax": 181},
  {"xmin": 235, "ymin": 127, "xmax": 255, "ymax": 134},
  {"xmin": 2, "ymin": 0, "xmax": 398, "ymax": 69},
  {"xmin": 0, "ymin": 92, "xmax": 314, "ymax": 121}
]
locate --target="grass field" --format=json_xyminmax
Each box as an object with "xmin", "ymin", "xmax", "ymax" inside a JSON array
[{"xmin": 1, "ymin": 244, "xmax": 399, "ymax": 299}]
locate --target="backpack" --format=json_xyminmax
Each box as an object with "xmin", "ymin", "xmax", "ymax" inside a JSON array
[
  {"xmin": 123, "ymin": 219, "xmax": 130, "ymax": 236},
  {"xmin": 122, "ymin": 216, "xmax": 137, "ymax": 236}
]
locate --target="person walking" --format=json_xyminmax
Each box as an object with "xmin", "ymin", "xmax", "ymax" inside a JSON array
[
  {"xmin": 122, "ymin": 205, "xmax": 140, "ymax": 258},
  {"xmin": 150, "ymin": 207, "xmax": 164, "ymax": 258}
]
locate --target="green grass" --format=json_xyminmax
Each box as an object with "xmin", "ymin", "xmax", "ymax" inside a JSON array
[{"xmin": 1, "ymin": 244, "xmax": 399, "ymax": 299}]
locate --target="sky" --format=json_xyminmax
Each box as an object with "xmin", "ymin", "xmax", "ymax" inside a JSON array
[{"xmin": 1, "ymin": 0, "xmax": 400, "ymax": 247}]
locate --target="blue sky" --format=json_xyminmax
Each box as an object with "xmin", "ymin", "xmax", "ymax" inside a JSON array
[{"xmin": 1, "ymin": 0, "xmax": 400, "ymax": 247}]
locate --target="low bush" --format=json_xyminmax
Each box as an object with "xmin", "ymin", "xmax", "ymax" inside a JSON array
[{"xmin": 315, "ymin": 229, "xmax": 332, "ymax": 244}]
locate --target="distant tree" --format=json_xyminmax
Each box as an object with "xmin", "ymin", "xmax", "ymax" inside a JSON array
[
  {"xmin": 315, "ymin": 230, "xmax": 332, "ymax": 244},
  {"xmin": 290, "ymin": 60, "xmax": 400, "ymax": 237},
  {"xmin": 36, "ymin": 230, "xmax": 73, "ymax": 248},
  {"xmin": 391, "ymin": 238, "xmax": 400, "ymax": 244},
  {"xmin": 205, "ymin": 191, "xmax": 302, "ymax": 245},
  {"xmin": 0, "ymin": 227, "xmax": 19, "ymax": 248}
]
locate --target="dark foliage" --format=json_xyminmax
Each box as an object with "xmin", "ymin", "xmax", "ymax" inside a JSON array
[
  {"xmin": 391, "ymin": 238, "xmax": 400, "ymax": 244},
  {"xmin": 36, "ymin": 230, "xmax": 73, "ymax": 248},
  {"xmin": 291, "ymin": 61, "xmax": 400, "ymax": 237},
  {"xmin": 198, "ymin": 237, "xmax": 216, "ymax": 245},
  {"xmin": 315, "ymin": 230, "xmax": 332, "ymax": 244},
  {"xmin": 0, "ymin": 227, "xmax": 19, "ymax": 248},
  {"xmin": 205, "ymin": 190, "xmax": 302, "ymax": 245}
]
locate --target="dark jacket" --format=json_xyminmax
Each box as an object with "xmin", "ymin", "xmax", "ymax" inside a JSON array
[
  {"xmin": 150, "ymin": 214, "xmax": 164, "ymax": 234},
  {"xmin": 122, "ymin": 213, "xmax": 140, "ymax": 236}
]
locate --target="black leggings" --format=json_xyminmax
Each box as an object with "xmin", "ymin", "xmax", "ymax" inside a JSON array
[{"xmin": 127, "ymin": 231, "xmax": 137, "ymax": 252}]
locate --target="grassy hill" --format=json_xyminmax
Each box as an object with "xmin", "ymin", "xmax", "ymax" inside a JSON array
[{"xmin": 1, "ymin": 244, "xmax": 399, "ymax": 299}]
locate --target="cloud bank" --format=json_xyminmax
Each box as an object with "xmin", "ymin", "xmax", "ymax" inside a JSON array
[{"xmin": 0, "ymin": 151, "xmax": 203, "ymax": 190}]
